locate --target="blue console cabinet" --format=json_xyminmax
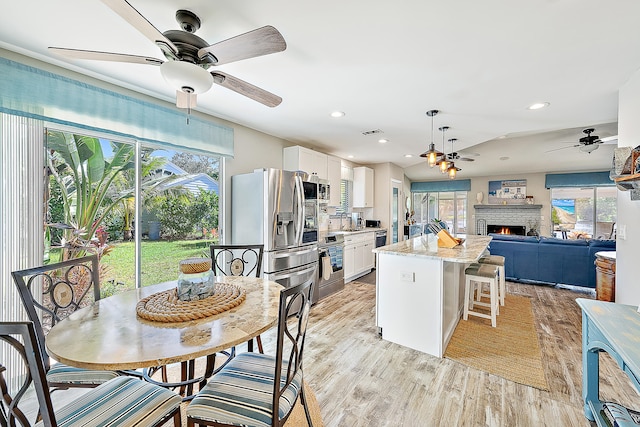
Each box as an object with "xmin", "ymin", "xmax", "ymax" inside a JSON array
[{"xmin": 577, "ymin": 298, "xmax": 640, "ymax": 426}]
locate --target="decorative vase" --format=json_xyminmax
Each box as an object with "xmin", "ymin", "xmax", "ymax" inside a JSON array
[{"xmin": 476, "ymin": 192, "xmax": 484, "ymax": 204}]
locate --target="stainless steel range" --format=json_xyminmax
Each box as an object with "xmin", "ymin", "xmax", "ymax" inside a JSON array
[{"xmin": 317, "ymin": 233, "xmax": 345, "ymax": 301}]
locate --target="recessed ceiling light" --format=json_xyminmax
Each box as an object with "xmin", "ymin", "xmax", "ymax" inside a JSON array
[
  {"xmin": 347, "ymin": 155, "xmax": 354, "ymax": 158},
  {"xmin": 330, "ymin": 111, "xmax": 345, "ymax": 118},
  {"xmin": 527, "ymin": 102, "xmax": 550, "ymax": 110},
  {"xmin": 378, "ymin": 139, "xmax": 388, "ymax": 143},
  {"xmin": 404, "ymin": 154, "xmax": 413, "ymax": 158},
  {"xmin": 499, "ymin": 156, "xmax": 510, "ymax": 161}
]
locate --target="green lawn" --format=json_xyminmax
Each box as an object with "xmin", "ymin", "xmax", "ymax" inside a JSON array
[{"xmin": 98, "ymin": 239, "xmax": 215, "ymax": 295}]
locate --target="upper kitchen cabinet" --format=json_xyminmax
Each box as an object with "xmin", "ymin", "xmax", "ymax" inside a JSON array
[
  {"xmin": 283, "ymin": 146, "xmax": 328, "ymax": 180},
  {"xmin": 327, "ymin": 155, "xmax": 341, "ymax": 206},
  {"xmin": 353, "ymin": 166, "xmax": 374, "ymax": 207}
]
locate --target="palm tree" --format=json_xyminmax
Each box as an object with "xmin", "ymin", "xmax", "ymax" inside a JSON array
[{"xmin": 47, "ymin": 130, "xmax": 136, "ymax": 258}]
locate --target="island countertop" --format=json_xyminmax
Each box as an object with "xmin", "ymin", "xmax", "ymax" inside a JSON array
[{"xmin": 373, "ymin": 234, "xmax": 492, "ymax": 263}]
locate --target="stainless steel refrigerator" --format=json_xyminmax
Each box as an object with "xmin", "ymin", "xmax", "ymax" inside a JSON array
[{"xmin": 231, "ymin": 168, "xmax": 318, "ymax": 298}]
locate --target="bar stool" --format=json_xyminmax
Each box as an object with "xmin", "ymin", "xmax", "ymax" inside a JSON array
[
  {"xmin": 464, "ymin": 263, "xmax": 500, "ymax": 327},
  {"xmin": 478, "ymin": 255, "xmax": 506, "ymax": 306}
]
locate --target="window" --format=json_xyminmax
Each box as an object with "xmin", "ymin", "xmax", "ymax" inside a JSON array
[
  {"xmin": 550, "ymin": 187, "xmax": 616, "ymax": 239},
  {"xmin": 411, "ymin": 191, "xmax": 467, "ymax": 234},
  {"xmin": 337, "ymin": 178, "xmax": 353, "ymax": 214},
  {"xmin": 45, "ymin": 128, "xmax": 222, "ymax": 293}
]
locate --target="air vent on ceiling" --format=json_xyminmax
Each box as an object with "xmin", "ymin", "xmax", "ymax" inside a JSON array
[{"xmin": 362, "ymin": 129, "xmax": 383, "ymax": 136}]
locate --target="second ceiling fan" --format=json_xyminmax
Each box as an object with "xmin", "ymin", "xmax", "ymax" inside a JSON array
[{"xmin": 49, "ymin": 0, "xmax": 287, "ymax": 110}]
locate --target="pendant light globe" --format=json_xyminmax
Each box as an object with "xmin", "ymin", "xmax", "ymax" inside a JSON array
[{"xmin": 419, "ymin": 110, "xmax": 443, "ymax": 167}]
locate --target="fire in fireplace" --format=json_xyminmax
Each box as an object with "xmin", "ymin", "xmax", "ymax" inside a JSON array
[{"xmin": 487, "ymin": 225, "xmax": 526, "ymax": 235}]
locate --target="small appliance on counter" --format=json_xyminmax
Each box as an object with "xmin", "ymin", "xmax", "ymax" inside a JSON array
[
  {"xmin": 351, "ymin": 212, "xmax": 363, "ymax": 230},
  {"xmin": 366, "ymin": 220, "xmax": 381, "ymax": 228}
]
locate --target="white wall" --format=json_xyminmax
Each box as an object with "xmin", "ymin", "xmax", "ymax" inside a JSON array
[
  {"xmin": 615, "ymin": 71, "xmax": 640, "ymax": 304},
  {"xmin": 370, "ymin": 162, "xmax": 405, "ymax": 234}
]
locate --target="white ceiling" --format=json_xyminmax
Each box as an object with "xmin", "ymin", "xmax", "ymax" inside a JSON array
[{"xmin": 2, "ymin": 0, "xmax": 639, "ymax": 180}]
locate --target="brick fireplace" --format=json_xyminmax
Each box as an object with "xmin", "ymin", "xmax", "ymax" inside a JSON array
[{"xmin": 474, "ymin": 204, "xmax": 542, "ymax": 235}]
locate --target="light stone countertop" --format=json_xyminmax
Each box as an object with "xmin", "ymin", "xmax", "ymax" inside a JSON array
[
  {"xmin": 373, "ymin": 234, "xmax": 492, "ymax": 263},
  {"xmin": 328, "ymin": 227, "xmax": 385, "ymax": 235}
]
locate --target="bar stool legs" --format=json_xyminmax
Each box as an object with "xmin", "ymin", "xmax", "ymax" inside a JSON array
[
  {"xmin": 464, "ymin": 264, "xmax": 500, "ymax": 327},
  {"xmin": 478, "ymin": 255, "xmax": 506, "ymax": 306}
]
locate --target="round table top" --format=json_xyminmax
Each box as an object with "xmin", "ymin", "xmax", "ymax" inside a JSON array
[{"xmin": 46, "ymin": 276, "xmax": 283, "ymax": 371}]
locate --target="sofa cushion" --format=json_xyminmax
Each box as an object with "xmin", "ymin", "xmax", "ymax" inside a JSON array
[
  {"xmin": 539, "ymin": 236, "xmax": 588, "ymax": 246},
  {"xmin": 489, "ymin": 234, "xmax": 539, "ymax": 243}
]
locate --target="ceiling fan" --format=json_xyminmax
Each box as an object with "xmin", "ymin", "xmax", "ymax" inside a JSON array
[
  {"xmin": 440, "ymin": 139, "xmax": 475, "ymax": 162},
  {"xmin": 49, "ymin": 0, "xmax": 286, "ymax": 111},
  {"xmin": 546, "ymin": 128, "xmax": 618, "ymax": 154}
]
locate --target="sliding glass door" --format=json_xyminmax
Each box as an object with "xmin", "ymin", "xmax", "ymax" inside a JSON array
[{"xmin": 45, "ymin": 128, "xmax": 222, "ymax": 293}]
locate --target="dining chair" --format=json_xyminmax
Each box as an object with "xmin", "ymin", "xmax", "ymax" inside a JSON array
[
  {"xmin": 186, "ymin": 278, "xmax": 314, "ymax": 427},
  {"xmin": 11, "ymin": 255, "xmax": 129, "ymax": 391},
  {"xmin": 0, "ymin": 321, "xmax": 182, "ymax": 427},
  {"xmin": 210, "ymin": 244, "xmax": 265, "ymax": 353}
]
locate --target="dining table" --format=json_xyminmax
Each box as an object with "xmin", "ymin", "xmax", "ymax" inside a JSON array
[{"xmin": 46, "ymin": 276, "xmax": 283, "ymax": 372}]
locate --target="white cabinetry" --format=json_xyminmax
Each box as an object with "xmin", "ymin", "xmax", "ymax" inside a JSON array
[
  {"xmin": 327, "ymin": 155, "xmax": 341, "ymax": 206},
  {"xmin": 353, "ymin": 166, "xmax": 374, "ymax": 207},
  {"xmin": 343, "ymin": 231, "xmax": 376, "ymax": 282},
  {"xmin": 283, "ymin": 146, "xmax": 328, "ymax": 180}
]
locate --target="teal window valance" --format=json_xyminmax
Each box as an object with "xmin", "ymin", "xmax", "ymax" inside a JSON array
[
  {"xmin": 0, "ymin": 57, "xmax": 233, "ymax": 157},
  {"xmin": 411, "ymin": 179, "xmax": 471, "ymax": 192},
  {"xmin": 544, "ymin": 171, "xmax": 613, "ymax": 188}
]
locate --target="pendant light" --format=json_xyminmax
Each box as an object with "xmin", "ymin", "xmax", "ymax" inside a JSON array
[
  {"xmin": 419, "ymin": 110, "xmax": 443, "ymax": 167},
  {"xmin": 438, "ymin": 126, "xmax": 450, "ymax": 173}
]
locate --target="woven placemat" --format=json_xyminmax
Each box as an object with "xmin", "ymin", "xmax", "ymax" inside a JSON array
[{"xmin": 136, "ymin": 283, "xmax": 246, "ymax": 322}]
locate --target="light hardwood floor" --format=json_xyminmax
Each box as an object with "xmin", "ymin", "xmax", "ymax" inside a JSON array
[
  {"xmin": 271, "ymin": 271, "xmax": 639, "ymax": 427},
  {"xmin": 33, "ymin": 271, "xmax": 639, "ymax": 427}
]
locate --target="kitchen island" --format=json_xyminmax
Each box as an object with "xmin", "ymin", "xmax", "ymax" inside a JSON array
[{"xmin": 373, "ymin": 234, "xmax": 492, "ymax": 358}]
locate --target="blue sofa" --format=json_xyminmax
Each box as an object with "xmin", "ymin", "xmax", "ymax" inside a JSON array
[{"xmin": 487, "ymin": 233, "xmax": 616, "ymax": 288}]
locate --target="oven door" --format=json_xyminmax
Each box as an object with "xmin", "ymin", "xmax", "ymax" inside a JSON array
[{"xmin": 318, "ymin": 245, "xmax": 344, "ymax": 300}]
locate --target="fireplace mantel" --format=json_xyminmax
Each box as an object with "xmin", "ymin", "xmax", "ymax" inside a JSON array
[{"xmin": 474, "ymin": 204, "xmax": 542, "ymax": 209}]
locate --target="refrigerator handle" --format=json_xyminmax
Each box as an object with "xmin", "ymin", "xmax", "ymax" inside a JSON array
[{"xmin": 294, "ymin": 175, "xmax": 304, "ymax": 245}]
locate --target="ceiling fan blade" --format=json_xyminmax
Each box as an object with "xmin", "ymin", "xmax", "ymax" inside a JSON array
[
  {"xmin": 211, "ymin": 72, "xmax": 282, "ymax": 107},
  {"xmin": 545, "ymin": 144, "xmax": 579, "ymax": 153},
  {"xmin": 457, "ymin": 157, "xmax": 475, "ymax": 162},
  {"xmin": 198, "ymin": 26, "xmax": 286, "ymax": 65},
  {"xmin": 49, "ymin": 47, "xmax": 163, "ymax": 66},
  {"xmin": 600, "ymin": 135, "xmax": 618, "ymax": 144},
  {"xmin": 100, "ymin": 0, "xmax": 179, "ymax": 58}
]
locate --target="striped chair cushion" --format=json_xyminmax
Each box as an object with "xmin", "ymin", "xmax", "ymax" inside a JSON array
[
  {"xmin": 47, "ymin": 362, "xmax": 121, "ymax": 385},
  {"xmin": 35, "ymin": 376, "xmax": 181, "ymax": 427},
  {"xmin": 187, "ymin": 352, "xmax": 303, "ymax": 427}
]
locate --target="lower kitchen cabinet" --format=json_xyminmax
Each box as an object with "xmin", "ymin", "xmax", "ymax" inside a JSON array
[{"xmin": 344, "ymin": 231, "xmax": 376, "ymax": 282}]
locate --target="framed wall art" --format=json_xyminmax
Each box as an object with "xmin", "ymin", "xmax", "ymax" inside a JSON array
[{"xmin": 488, "ymin": 179, "xmax": 527, "ymax": 204}]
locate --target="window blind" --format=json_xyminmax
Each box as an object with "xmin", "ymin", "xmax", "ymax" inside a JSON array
[
  {"xmin": 0, "ymin": 57, "xmax": 234, "ymax": 158},
  {"xmin": 410, "ymin": 179, "xmax": 471, "ymax": 193},
  {"xmin": 545, "ymin": 171, "xmax": 614, "ymax": 188}
]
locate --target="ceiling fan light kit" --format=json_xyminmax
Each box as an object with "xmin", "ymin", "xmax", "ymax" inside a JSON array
[
  {"xmin": 580, "ymin": 144, "xmax": 599, "ymax": 153},
  {"xmin": 419, "ymin": 110, "xmax": 443, "ymax": 166}
]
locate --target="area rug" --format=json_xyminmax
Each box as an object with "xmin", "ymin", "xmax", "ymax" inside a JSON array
[{"xmin": 444, "ymin": 294, "xmax": 549, "ymax": 390}]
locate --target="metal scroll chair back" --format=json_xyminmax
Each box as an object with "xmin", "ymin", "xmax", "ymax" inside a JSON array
[
  {"xmin": 210, "ymin": 244, "xmax": 264, "ymax": 278},
  {"xmin": 210, "ymin": 244, "xmax": 265, "ymax": 353},
  {"xmin": 11, "ymin": 255, "xmax": 100, "ymax": 372},
  {"xmin": 0, "ymin": 321, "xmax": 183, "ymax": 427},
  {"xmin": 11, "ymin": 255, "xmax": 125, "ymax": 390},
  {"xmin": 186, "ymin": 278, "xmax": 315, "ymax": 427}
]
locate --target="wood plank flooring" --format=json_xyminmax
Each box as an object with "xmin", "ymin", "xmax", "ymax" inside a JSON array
[
  {"xmin": 261, "ymin": 271, "xmax": 640, "ymax": 427},
  {"xmin": 35, "ymin": 271, "xmax": 640, "ymax": 427}
]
